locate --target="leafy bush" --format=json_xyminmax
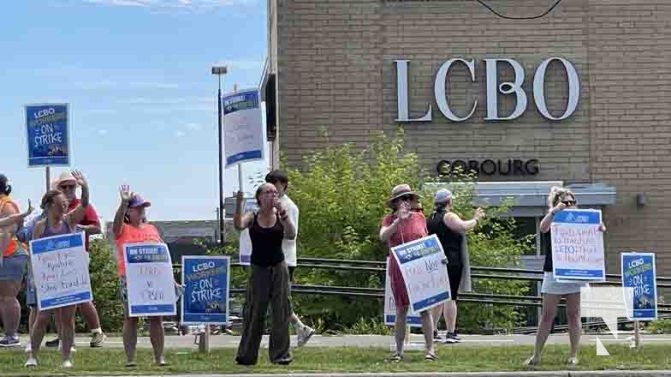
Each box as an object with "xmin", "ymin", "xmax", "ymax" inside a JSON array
[{"xmin": 268, "ymin": 129, "xmax": 532, "ymax": 332}]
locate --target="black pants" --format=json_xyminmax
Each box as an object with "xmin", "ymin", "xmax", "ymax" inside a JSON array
[{"xmin": 235, "ymin": 262, "xmax": 291, "ymax": 365}]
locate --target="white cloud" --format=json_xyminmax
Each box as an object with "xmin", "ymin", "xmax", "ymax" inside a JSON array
[
  {"xmin": 98, "ymin": 129, "xmax": 109, "ymax": 135},
  {"xmin": 174, "ymin": 130, "xmax": 185, "ymax": 137}
]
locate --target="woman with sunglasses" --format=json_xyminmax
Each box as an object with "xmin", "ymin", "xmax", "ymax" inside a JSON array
[
  {"xmin": 526, "ymin": 187, "xmax": 606, "ymax": 367},
  {"xmin": 379, "ymin": 184, "xmax": 436, "ymax": 362}
]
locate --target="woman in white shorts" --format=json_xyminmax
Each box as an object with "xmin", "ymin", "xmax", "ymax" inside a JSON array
[{"xmin": 526, "ymin": 187, "xmax": 605, "ymax": 367}]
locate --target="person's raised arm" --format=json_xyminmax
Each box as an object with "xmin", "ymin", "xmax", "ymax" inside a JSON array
[
  {"xmin": 0, "ymin": 200, "xmax": 33, "ymax": 228},
  {"xmin": 443, "ymin": 208, "xmax": 485, "ymax": 234},
  {"xmin": 65, "ymin": 170, "xmax": 90, "ymax": 228},
  {"xmin": 233, "ymin": 191, "xmax": 253, "ymax": 231},
  {"xmin": 112, "ymin": 185, "xmax": 132, "ymax": 237},
  {"xmin": 539, "ymin": 202, "xmax": 566, "ymax": 233}
]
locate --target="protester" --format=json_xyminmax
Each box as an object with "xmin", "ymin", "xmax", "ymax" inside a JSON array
[
  {"xmin": 427, "ymin": 189, "xmax": 482, "ymax": 343},
  {"xmin": 112, "ymin": 185, "xmax": 168, "ymax": 367},
  {"xmin": 234, "ymin": 183, "xmax": 295, "ymax": 366},
  {"xmin": 0, "ymin": 174, "xmax": 32, "ymax": 348},
  {"xmin": 26, "ymin": 170, "xmax": 89, "ymax": 368},
  {"xmin": 42, "ymin": 171, "xmax": 105, "ymax": 350},
  {"xmin": 379, "ymin": 184, "xmax": 436, "ymax": 361},
  {"xmin": 265, "ymin": 170, "xmax": 315, "ymax": 346},
  {"xmin": 525, "ymin": 186, "xmax": 606, "ymax": 367}
]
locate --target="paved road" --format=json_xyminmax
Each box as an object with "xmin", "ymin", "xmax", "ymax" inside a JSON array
[{"xmin": 17, "ymin": 333, "xmax": 671, "ymax": 350}]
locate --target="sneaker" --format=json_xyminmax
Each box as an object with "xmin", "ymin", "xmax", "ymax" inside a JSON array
[
  {"xmin": 62, "ymin": 360, "xmax": 73, "ymax": 369},
  {"xmin": 444, "ymin": 332, "xmax": 460, "ymax": 344},
  {"xmin": 432, "ymin": 330, "xmax": 443, "ymax": 342},
  {"xmin": 296, "ymin": 326, "xmax": 315, "ymax": 347},
  {"xmin": 45, "ymin": 338, "xmax": 59, "ymax": 348},
  {"xmin": 58, "ymin": 343, "xmax": 77, "ymax": 353},
  {"xmin": 451, "ymin": 331, "xmax": 462, "ymax": 341},
  {"xmin": 25, "ymin": 357, "xmax": 38, "ymax": 367},
  {"xmin": 90, "ymin": 332, "xmax": 106, "ymax": 348},
  {"xmin": 0, "ymin": 335, "xmax": 20, "ymax": 347}
]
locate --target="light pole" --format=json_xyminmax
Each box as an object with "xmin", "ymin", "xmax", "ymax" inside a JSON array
[{"xmin": 212, "ymin": 65, "xmax": 227, "ymax": 247}]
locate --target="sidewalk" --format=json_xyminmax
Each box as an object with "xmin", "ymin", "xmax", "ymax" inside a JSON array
[{"xmin": 32, "ymin": 333, "xmax": 671, "ymax": 350}]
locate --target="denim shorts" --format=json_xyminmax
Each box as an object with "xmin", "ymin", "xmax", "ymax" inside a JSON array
[{"xmin": 0, "ymin": 253, "xmax": 28, "ymax": 281}]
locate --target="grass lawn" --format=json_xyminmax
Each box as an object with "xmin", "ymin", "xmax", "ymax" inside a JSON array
[{"xmin": 0, "ymin": 344, "xmax": 670, "ymax": 375}]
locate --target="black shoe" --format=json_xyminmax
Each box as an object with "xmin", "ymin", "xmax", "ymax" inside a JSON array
[
  {"xmin": 45, "ymin": 338, "xmax": 59, "ymax": 348},
  {"xmin": 273, "ymin": 357, "xmax": 292, "ymax": 365},
  {"xmin": 235, "ymin": 357, "xmax": 256, "ymax": 366}
]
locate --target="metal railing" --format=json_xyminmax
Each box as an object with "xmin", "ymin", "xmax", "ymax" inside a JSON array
[{"xmin": 173, "ymin": 256, "xmax": 671, "ymax": 315}]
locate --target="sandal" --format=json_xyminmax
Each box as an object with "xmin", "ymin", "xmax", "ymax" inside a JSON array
[
  {"xmin": 567, "ymin": 357, "xmax": 578, "ymax": 368},
  {"xmin": 385, "ymin": 353, "xmax": 403, "ymax": 363},
  {"xmin": 425, "ymin": 352, "xmax": 437, "ymax": 361}
]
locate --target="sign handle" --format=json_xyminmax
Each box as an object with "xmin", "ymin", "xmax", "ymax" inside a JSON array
[
  {"xmin": 45, "ymin": 166, "xmax": 51, "ymax": 191},
  {"xmin": 198, "ymin": 323, "xmax": 211, "ymax": 353},
  {"xmin": 238, "ymin": 164, "xmax": 244, "ymax": 193},
  {"xmin": 634, "ymin": 320, "xmax": 641, "ymax": 348}
]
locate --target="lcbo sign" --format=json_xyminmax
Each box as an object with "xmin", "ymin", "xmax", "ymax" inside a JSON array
[{"xmin": 395, "ymin": 57, "xmax": 580, "ymax": 122}]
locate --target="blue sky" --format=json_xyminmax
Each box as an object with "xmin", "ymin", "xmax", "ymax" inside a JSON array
[{"xmin": 1, "ymin": 0, "xmax": 269, "ymax": 221}]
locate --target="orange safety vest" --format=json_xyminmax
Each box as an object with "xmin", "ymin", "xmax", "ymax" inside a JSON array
[{"xmin": 0, "ymin": 196, "xmax": 25, "ymax": 257}]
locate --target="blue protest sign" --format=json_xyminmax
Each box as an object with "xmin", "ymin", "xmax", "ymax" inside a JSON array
[
  {"xmin": 551, "ymin": 209, "xmax": 606, "ymax": 281},
  {"xmin": 181, "ymin": 256, "xmax": 230, "ymax": 324},
  {"xmin": 25, "ymin": 104, "xmax": 70, "ymax": 167},
  {"xmin": 621, "ymin": 252, "xmax": 657, "ymax": 321}
]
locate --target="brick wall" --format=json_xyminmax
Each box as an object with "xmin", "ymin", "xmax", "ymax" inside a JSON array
[{"xmin": 273, "ymin": 0, "xmax": 671, "ymax": 281}]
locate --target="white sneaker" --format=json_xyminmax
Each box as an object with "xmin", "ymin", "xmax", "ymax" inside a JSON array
[
  {"xmin": 58, "ymin": 343, "xmax": 77, "ymax": 353},
  {"xmin": 25, "ymin": 357, "xmax": 38, "ymax": 367},
  {"xmin": 62, "ymin": 360, "xmax": 73, "ymax": 368},
  {"xmin": 296, "ymin": 326, "xmax": 315, "ymax": 347}
]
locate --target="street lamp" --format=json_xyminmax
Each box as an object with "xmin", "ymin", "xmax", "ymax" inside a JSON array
[{"xmin": 212, "ymin": 65, "xmax": 228, "ymax": 246}]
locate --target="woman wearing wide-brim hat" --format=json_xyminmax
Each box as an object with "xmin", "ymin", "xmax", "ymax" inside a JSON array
[{"xmin": 379, "ymin": 184, "xmax": 436, "ymax": 362}]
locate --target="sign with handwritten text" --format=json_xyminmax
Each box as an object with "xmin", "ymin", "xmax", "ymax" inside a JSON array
[
  {"xmin": 621, "ymin": 252, "xmax": 657, "ymax": 321},
  {"xmin": 181, "ymin": 256, "xmax": 230, "ymax": 324},
  {"xmin": 124, "ymin": 242, "xmax": 176, "ymax": 317},
  {"xmin": 551, "ymin": 209, "xmax": 605, "ymax": 282},
  {"xmin": 391, "ymin": 234, "xmax": 450, "ymax": 313},
  {"xmin": 383, "ymin": 258, "xmax": 422, "ymax": 327},
  {"xmin": 238, "ymin": 198, "xmax": 258, "ymax": 266},
  {"xmin": 25, "ymin": 104, "xmax": 70, "ymax": 167},
  {"xmin": 30, "ymin": 233, "xmax": 92, "ymax": 311},
  {"xmin": 222, "ymin": 89, "xmax": 264, "ymax": 167}
]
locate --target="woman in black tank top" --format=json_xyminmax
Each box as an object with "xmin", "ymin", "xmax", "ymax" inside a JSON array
[
  {"xmin": 427, "ymin": 189, "xmax": 484, "ymax": 344},
  {"xmin": 233, "ymin": 183, "xmax": 296, "ymax": 366}
]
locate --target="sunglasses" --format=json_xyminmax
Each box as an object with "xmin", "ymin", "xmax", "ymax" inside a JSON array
[
  {"xmin": 562, "ymin": 200, "xmax": 576, "ymax": 206},
  {"xmin": 59, "ymin": 184, "xmax": 76, "ymax": 190}
]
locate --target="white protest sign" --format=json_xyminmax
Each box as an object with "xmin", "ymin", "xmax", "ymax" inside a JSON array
[
  {"xmin": 222, "ymin": 89, "xmax": 265, "ymax": 168},
  {"xmin": 238, "ymin": 198, "xmax": 258, "ymax": 266},
  {"xmin": 123, "ymin": 242, "xmax": 177, "ymax": 317},
  {"xmin": 390, "ymin": 234, "xmax": 451, "ymax": 313},
  {"xmin": 30, "ymin": 233, "xmax": 92, "ymax": 311},
  {"xmin": 551, "ymin": 209, "xmax": 605, "ymax": 282},
  {"xmin": 383, "ymin": 258, "xmax": 422, "ymax": 327}
]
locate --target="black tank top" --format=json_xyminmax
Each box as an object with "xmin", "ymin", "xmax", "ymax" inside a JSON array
[
  {"xmin": 249, "ymin": 212, "xmax": 285, "ymax": 267},
  {"xmin": 541, "ymin": 230, "xmax": 553, "ymax": 272},
  {"xmin": 426, "ymin": 209, "xmax": 463, "ymax": 266}
]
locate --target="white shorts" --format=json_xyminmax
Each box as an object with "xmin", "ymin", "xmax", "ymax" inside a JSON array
[{"xmin": 541, "ymin": 272, "xmax": 588, "ymax": 295}]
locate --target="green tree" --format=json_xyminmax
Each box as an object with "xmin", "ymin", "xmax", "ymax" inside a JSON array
[{"xmin": 278, "ymin": 129, "xmax": 531, "ymax": 332}]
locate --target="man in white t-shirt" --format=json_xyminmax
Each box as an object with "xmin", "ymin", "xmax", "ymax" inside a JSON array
[{"xmin": 265, "ymin": 170, "xmax": 315, "ymax": 346}]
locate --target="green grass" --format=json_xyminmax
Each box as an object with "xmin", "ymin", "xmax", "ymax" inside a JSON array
[{"xmin": 1, "ymin": 344, "xmax": 670, "ymax": 375}]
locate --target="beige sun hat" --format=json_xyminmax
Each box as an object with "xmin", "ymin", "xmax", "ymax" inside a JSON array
[{"xmin": 387, "ymin": 184, "xmax": 419, "ymax": 207}]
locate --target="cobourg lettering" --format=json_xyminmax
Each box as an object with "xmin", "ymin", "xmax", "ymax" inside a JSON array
[
  {"xmin": 437, "ymin": 159, "xmax": 539, "ymax": 176},
  {"xmin": 396, "ymin": 57, "xmax": 580, "ymax": 122}
]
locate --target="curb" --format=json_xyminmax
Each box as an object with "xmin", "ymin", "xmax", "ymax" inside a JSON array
[{"xmin": 64, "ymin": 372, "xmax": 671, "ymax": 377}]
